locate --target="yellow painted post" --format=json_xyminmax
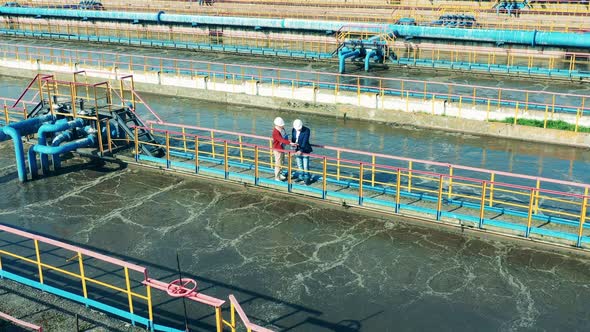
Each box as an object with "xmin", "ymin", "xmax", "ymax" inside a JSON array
[
  {"xmin": 479, "ymin": 181, "xmax": 487, "ymax": 228},
  {"xmin": 195, "ymin": 136, "xmax": 200, "ymax": 173},
  {"xmin": 534, "ymin": 179, "xmax": 541, "ymax": 214},
  {"xmin": 254, "ymin": 146, "xmax": 259, "ymax": 185},
  {"xmin": 336, "ymin": 150, "xmax": 341, "ymax": 181},
  {"xmin": 269, "ymin": 140, "xmax": 273, "ymax": 166},
  {"xmin": 431, "ymin": 94, "xmax": 435, "ymax": 115},
  {"xmin": 574, "ymin": 108, "xmax": 580, "ymax": 133},
  {"xmin": 551, "ymin": 95, "xmax": 556, "ymax": 119},
  {"xmin": 215, "ymin": 307, "xmax": 223, "ymax": 332},
  {"xmin": 436, "ymin": 175, "xmax": 444, "ymax": 220},
  {"xmin": 134, "ymin": 127, "xmax": 139, "ymax": 160},
  {"xmin": 357, "ymin": 76, "xmax": 361, "ymax": 106},
  {"xmin": 405, "ymin": 91, "xmax": 409, "ymax": 112},
  {"xmin": 407, "ymin": 161, "xmax": 413, "ymax": 192},
  {"xmin": 146, "ymin": 285, "xmax": 154, "ymax": 326},
  {"xmin": 322, "ymin": 157, "xmax": 327, "ymax": 199},
  {"xmin": 238, "ymin": 136, "xmax": 244, "ymax": 163},
  {"xmin": 3, "ymin": 105, "xmax": 8, "ymax": 125},
  {"xmin": 359, "ymin": 163, "xmax": 364, "ymax": 205},
  {"xmin": 224, "ymin": 141, "xmax": 229, "ymax": 179},
  {"xmin": 543, "ymin": 105, "xmax": 549, "ymax": 128},
  {"xmin": 458, "ymin": 96, "xmax": 462, "ymax": 117},
  {"xmin": 489, "ymin": 173, "xmax": 495, "ymax": 207},
  {"xmin": 182, "ymin": 127, "xmax": 187, "ymax": 152},
  {"xmin": 287, "ymin": 152, "xmax": 292, "ymax": 192},
  {"xmin": 525, "ymin": 189, "xmax": 535, "ymax": 237},
  {"xmin": 395, "ymin": 168, "xmax": 401, "ymax": 213},
  {"xmin": 124, "ymin": 267, "xmax": 135, "ymax": 318},
  {"xmin": 105, "ymin": 120, "xmax": 112, "ymax": 153},
  {"xmin": 513, "ymin": 102, "xmax": 519, "ymax": 125},
  {"xmin": 578, "ymin": 192, "xmax": 588, "ymax": 247},
  {"xmin": 525, "ymin": 92, "xmax": 529, "ymax": 111},
  {"xmin": 78, "ymin": 252, "xmax": 88, "ymax": 300},
  {"xmin": 34, "ymin": 240, "xmax": 43, "ymax": 284},
  {"xmin": 210, "ymin": 131, "xmax": 216, "ymax": 158},
  {"xmin": 447, "ymin": 166, "xmax": 453, "ymax": 199},
  {"xmin": 230, "ymin": 301, "xmax": 236, "ymax": 332},
  {"xmin": 165, "ymin": 132, "xmax": 170, "ymax": 168},
  {"xmin": 371, "ymin": 155, "xmax": 376, "ymax": 187}
]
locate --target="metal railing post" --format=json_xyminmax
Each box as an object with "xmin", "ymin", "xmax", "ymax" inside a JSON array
[
  {"xmin": 359, "ymin": 162, "xmax": 364, "ymax": 206},
  {"xmin": 124, "ymin": 267, "xmax": 135, "ymax": 325},
  {"xmin": 195, "ymin": 136, "xmax": 200, "ymax": 174},
  {"xmin": 479, "ymin": 181, "xmax": 487, "ymax": 229},
  {"xmin": 525, "ymin": 189, "xmax": 536, "ymax": 238},
  {"xmin": 436, "ymin": 175, "xmax": 444, "ymax": 220},
  {"xmin": 224, "ymin": 140, "xmax": 229, "ymax": 179},
  {"xmin": 322, "ymin": 157, "xmax": 327, "ymax": 199},
  {"xmin": 254, "ymin": 146, "xmax": 259, "ymax": 186}
]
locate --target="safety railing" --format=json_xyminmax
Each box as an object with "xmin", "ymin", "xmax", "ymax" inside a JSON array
[
  {"xmin": 0, "ymin": 311, "xmax": 43, "ymax": 332},
  {"xmin": 0, "ymin": 224, "xmax": 157, "ymax": 329},
  {"xmin": 222, "ymin": 295, "xmax": 274, "ymax": 332},
  {"xmin": 0, "ymin": 21, "xmax": 337, "ymax": 57},
  {"xmin": 132, "ymin": 122, "xmax": 590, "ymax": 248},
  {"xmin": 1, "ymin": 43, "xmax": 589, "ymax": 123},
  {"xmin": 0, "ymin": 223, "xmax": 271, "ymax": 331},
  {"xmin": 3, "ymin": 22, "xmax": 590, "ymax": 77}
]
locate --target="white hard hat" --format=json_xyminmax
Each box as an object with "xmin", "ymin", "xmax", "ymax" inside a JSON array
[
  {"xmin": 293, "ymin": 119, "xmax": 303, "ymax": 130},
  {"xmin": 273, "ymin": 117, "xmax": 285, "ymax": 127}
]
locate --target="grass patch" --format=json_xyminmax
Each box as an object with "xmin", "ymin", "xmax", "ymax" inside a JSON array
[{"xmin": 491, "ymin": 118, "xmax": 590, "ymax": 133}]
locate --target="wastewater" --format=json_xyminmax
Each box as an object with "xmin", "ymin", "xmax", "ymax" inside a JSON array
[{"xmin": 1, "ymin": 39, "xmax": 590, "ymax": 331}]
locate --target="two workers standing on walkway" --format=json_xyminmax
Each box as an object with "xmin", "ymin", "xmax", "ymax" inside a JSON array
[{"xmin": 272, "ymin": 117, "xmax": 312, "ymax": 185}]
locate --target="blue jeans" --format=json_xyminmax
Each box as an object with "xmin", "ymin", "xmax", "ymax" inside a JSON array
[{"xmin": 295, "ymin": 155, "xmax": 310, "ymax": 181}]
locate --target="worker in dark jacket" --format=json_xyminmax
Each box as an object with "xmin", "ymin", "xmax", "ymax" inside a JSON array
[{"xmin": 291, "ymin": 119, "xmax": 313, "ymax": 185}]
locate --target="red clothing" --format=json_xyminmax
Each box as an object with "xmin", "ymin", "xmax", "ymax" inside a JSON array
[{"xmin": 272, "ymin": 128, "xmax": 290, "ymax": 150}]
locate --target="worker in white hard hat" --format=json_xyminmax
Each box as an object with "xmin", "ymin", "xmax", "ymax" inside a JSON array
[
  {"xmin": 291, "ymin": 119, "xmax": 313, "ymax": 185},
  {"xmin": 272, "ymin": 117, "xmax": 296, "ymax": 181}
]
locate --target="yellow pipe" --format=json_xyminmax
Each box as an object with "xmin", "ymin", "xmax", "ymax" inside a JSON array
[
  {"xmin": 224, "ymin": 141, "xmax": 229, "ymax": 176},
  {"xmin": 210, "ymin": 131, "xmax": 216, "ymax": 158},
  {"xmin": 359, "ymin": 163, "xmax": 364, "ymax": 202},
  {"xmin": 579, "ymin": 188, "xmax": 589, "ymax": 243},
  {"xmin": 134, "ymin": 127, "xmax": 139, "ymax": 157},
  {"xmin": 254, "ymin": 146, "xmax": 259, "ymax": 182}
]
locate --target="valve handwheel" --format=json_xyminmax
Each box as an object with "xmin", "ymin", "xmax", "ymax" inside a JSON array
[{"xmin": 166, "ymin": 278, "xmax": 197, "ymax": 297}]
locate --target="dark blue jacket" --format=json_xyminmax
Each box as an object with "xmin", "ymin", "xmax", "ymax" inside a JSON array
[{"xmin": 291, "ymin": 126, "xmax": 313, "ymax": 154}]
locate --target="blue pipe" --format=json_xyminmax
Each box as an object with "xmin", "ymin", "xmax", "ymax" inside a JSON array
[
  {"xmin": 1, "ymin": 114, "xmax": 55, "ymax": 182},
  {"xmin": 2, "ymin": 7, "xmax": 589, "ymax": 48},
  {"xmin": 339, "ymin": 49, "xmax": 361, "ymax": 74},
  {"xmin": 37, "ymin": 118, "xmax": 85, "ymax": 175},
  {"xmin": 51, "ymin": 125, "xmax": 97, "ymax": 169},
  {"xmin": 365, "ymin": 49, "xmax": 377, "ymax": 72},
  {"xmin": 0, "ymin": 130, "xmax": 6, "ymax": 142},
  {"xmin": 29, "ymin": 133, "xmax": 97, "ymax": 179}
]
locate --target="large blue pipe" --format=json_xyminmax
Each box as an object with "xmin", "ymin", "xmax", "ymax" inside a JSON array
[
  {"xmin": 2, "ymin": 7, "xmax": 589, "ymax": 48},
  {"xmin": 1, "ymin": 114, "xmax": 55, "ymax": 182},
  {"xmin": 365, "ymin": 49, "xmax": 377, "ymax": 72},
  {"xmin": 339, "ymin": 49, "xmax": 361, "ymax": 74},
  {"xmin": 28, "ymin": 133, "xmax": 96, "ymax": 179},
  {"xmin": 0, "ymin": 130, "xmax": 6, "ymax": 141},
  {"xmin": 37, "ymin": 118, "xmax": 85, "ymax": 175}
]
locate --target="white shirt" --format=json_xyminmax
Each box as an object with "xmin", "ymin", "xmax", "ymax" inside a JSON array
[{"xmin": 295, "ymin": 130, "xmax": 301, "ymax": 142}]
